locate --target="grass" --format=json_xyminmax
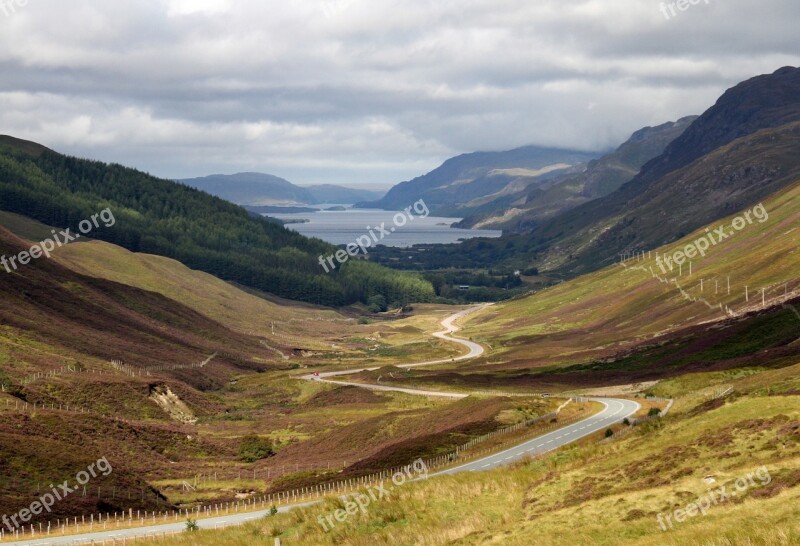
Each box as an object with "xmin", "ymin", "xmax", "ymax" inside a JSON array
[
  {"xmin": 0, "ymin": 210, "xmax": 489, "ymax": 518},
  {"xmin": 152, "ymin": 478, "xmax": 267, "ymax": 505},
  {"xmin": 2, "ymin": 181, "xmax": 798, "ymax": 541},
  {"xmin": 458, "ymin": 179, "xmax": 800, "ymax": 372},
  {"xmin": 0, "ymin": 211, "xmax": 461, "ymax": 366},
  {"xmin": 136, "ymin": 367, "xmax": 800, "ymax": 545}
]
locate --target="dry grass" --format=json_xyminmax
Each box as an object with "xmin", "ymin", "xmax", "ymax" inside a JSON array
[
  {"xmin": 141, "ymin": 378, "xmax": 800, "ymax": 546},
  {"xmin": 459, "ymin": 180, "xmax": 800, "ymax": 370}
]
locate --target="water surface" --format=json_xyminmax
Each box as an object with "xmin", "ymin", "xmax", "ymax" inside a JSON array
[{"xmin": 268, "ymin": 207, "xmax": 501, "ymax": 247}]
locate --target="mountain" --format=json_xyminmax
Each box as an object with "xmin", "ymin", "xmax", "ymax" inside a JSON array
[
  {"xmin": 543, "ymin": 120, "xmax": 800, "ymax": 275},
  {"xmin": 180, "ymin": 172, "xmax": 312, "ymax": 205},
  {"xmin": 358, "ymin": 146, "xmax": 599, "ymax": 215},
  {"xmin": 455, "ymin": 116, "xmax": 697, "ymax": 231},
  {"xmin": 527, "ymin": 65, "xmax": 800, "ymax": 276},
  {"xmin": 629, "ymin": 66, "xmax": 800, "ymax": 188},
  {"xmin": 367, "ymin": 67, "xmax": 800, "ymax": 276},
  {"xmin": 0, "ymin": 136, "xmax": 434, "ymax": 307},
  {"xmin": 180, "ymin": 172, "xmax": 384, "ymax": 206}
]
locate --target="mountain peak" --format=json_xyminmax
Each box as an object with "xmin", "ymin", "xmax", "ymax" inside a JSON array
[{"xmin": 638, "ymin": 66, "xmax": 800, "ymax": 184}]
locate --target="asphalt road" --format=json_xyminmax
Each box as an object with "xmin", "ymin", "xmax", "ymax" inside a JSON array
[
  {"xmin": 3, "ymin": 502, "xmax": 320, "ymax": 546},
  {"xmin": 433, "ymin": 397, "xmax": 640, "ymax": 475},
  {"xmin": 5, "ymin": 306, "xmax": 641, "ymax": 545},
  {"xmin": 6, "ymin": 398, "xmax": 639, "ymax": 545},
  {"xmin": 301, "ymin": 304, "xmax": 488, "ymax": 398}
]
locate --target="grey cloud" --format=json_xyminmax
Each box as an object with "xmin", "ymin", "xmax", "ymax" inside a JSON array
[{"xmin": 0, "ymin": 0, "xmax": 797, "ymax": 184}]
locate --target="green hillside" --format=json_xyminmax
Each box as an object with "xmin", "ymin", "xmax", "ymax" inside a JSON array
[
  {"xmin": 0, "ymin": 136, "xmax": 434, "ymax": 307},
  {"xmin": 133, "ymin": 362, "xmax": 800, "ymax": 546},
  {"xmin": 454, "ymin": 176, "xmax": 800, "ymax": 377},
  {"xmin": 456, "ymin": 116, "xmax": 696, "ymax": 231}
]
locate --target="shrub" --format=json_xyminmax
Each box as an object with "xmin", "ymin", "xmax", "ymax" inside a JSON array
[
  {"xmin": 239, "ymin": 434, "xmax": 275, "ymax": 462},
  {"xmin": 648, "ymin": 408, "xmax": 662, "ymax": 417},
  {"xmin": 367, "ymin": 294, "xmax": 388, "ymax": 313},
  {"xmin": 605, "ymin": 429, "xmax": 614, "ymax": 438}
]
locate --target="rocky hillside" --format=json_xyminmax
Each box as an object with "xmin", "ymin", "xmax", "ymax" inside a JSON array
[
  {"xmin": 359, "ymin": 146, "xmax": 598, "ymax": 215},
  {"xmin": 456, "ymin": 116, "xmax": 696, "ymax": 231}
]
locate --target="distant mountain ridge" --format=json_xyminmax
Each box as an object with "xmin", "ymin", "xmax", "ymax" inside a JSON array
[
  {"xmin": 455, "ymin": 116, "xmax": 697, "ymax": 231},
  {"xmin": 368, "ymin": 66, "xmax": 800, "ymax": 279},
  {"xmin": 358, "ymin": 145, "xmax": 599, "ymax": 215},
  {"xmin": 528, "ymin": 65, "xmax": 800, "ymax": 276},
  {"xmin": 180, "ymin": 172, "xmax": 384, "ymax": 206}
]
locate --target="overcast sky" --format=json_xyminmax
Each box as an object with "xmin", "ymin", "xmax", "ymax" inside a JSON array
[{"xmin": 0, "ymin": 0, "xmax": 798, "ymax": 187}]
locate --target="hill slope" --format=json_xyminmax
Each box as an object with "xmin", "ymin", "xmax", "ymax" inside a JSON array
[
  {"xmin": 180, "ymin": 172, "xmax": 383, "ymax": 206},
  {"xmin": 0, "ymin": 223, "xmax": 275, "ymax": 389},
  {"xmin": 360, "ymin": 145, "xmax": 598, "ymax": 215},
  {"xmin": 456, "ymin": 175, "xmax": 800, "ymax": 376},
  {"xmin": 180, "ymin": 172, "xmax": 313, "ymax": 205},
  {"xmin": 377, "ymin": 67, "xmax": 800, "ymax": 276},
  {"xmin": 528, "ymin": 66, "xmax": 800, "ymax": 276},
  {"xmin": 456, "ymin": 116, "xmax": 697, "ymax": 231},
  {"xmin": 0, "ymin": 137, "xmax": 433, "ymax": 307}
]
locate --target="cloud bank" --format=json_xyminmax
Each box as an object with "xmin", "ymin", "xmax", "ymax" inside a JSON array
[{"xmin": 0, "ymin": 0, "xmax": 797, "ymax": 185}]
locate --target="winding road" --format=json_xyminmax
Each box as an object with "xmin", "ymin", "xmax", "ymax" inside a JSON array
[
  {"xmin": 300, "ymin": 304, "xmax": 488, "ymax": 398},
  {"xmin": 6, "ymin": 305, "xmax": 640, "ymax": 545},
  {"xmin": 434, "ymin": 397, "xmax": 639, "ymax": 475}
]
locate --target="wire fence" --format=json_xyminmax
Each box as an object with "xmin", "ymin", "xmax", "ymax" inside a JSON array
[
  {"xmin": 110, "ymin": 354, "xmax": 217, "ymax": 377},
  {"xmin": 619, "ymin": 257, "xmax": 800, "ymax": 320},
  {"xmin": 1, "ymin": 397, "xmax": 133, "ymax": 419},
  {"xmin": 0, "ymin": 405, "xmax": 592, "ymax": 543},
  {"xmin": 1, "ymin": 354, "xmax": 220, "ymax": 393}
]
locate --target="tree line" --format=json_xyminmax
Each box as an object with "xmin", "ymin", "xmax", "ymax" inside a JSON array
[{"xmin": 0, "ymin": 146, "xmax": 434, "ymax": 307}]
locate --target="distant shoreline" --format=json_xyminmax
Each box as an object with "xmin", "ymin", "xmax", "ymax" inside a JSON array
[{"xmin": 243, "ymin": 205, "xmax": 318, "ymax": 214}]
